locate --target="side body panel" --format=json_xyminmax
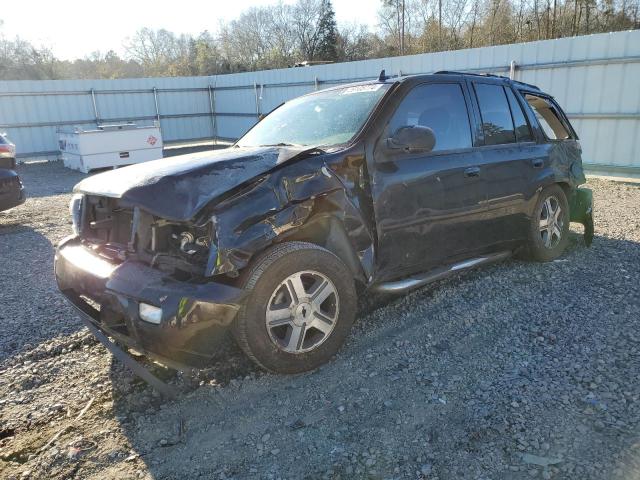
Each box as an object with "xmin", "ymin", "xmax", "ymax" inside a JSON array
[
  {"xmin": 480, "ymin": 142, "xmax": 543, "ymax": 244},
  {"xmin": 366, "ymin": 78, "xmax": 492, "ymax": 281},
  {"xmin": 465, "ymin": 78, "xmax": 544, "ymax": 247},
  {"xmin": 208, "ymin": 148, "xmax": 377, "ymax": 283},
  {"xmin": 516, "ymin": 87, "xmax": 587, "ymax": 196},
  {"xmin": 463, "ymin": 79, "xmax": 586, "ymax": 251},
  {"xmin": 371, "ymin": 149, "xmax": 487, "ymax": 279}
]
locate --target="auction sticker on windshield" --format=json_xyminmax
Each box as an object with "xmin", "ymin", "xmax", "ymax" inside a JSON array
[{"xmin": 340, "ymin": 84, "xmax": 385, "ymax": 95}]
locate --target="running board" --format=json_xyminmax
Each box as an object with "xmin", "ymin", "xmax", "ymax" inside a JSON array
[{"xmin": 372, "ymin": 251, "xmax": 512, "ymax": 294}]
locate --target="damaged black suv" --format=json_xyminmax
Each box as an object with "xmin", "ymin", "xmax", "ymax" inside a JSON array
[{"xmin": 55, "ymin": 72, "xmax": 593, "ymax": 373}]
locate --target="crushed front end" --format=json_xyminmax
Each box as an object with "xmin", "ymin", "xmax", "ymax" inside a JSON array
[{"xmin": 54, "ymin": 194, "xmax": 246, "ymax": 368}]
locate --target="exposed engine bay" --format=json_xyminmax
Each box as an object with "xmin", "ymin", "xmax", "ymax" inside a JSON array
[{"xmin": 75, "ymin": 195, "xmax": 215, "ymax": 280}]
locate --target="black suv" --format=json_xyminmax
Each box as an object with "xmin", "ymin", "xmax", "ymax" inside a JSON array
[
  {"xmin": 55, "ymin": 72, "xmax": 593, "ymax": 373},
  {"xmin": 0, "ymin": 133, "xmax": 25, "ymax": 212}
]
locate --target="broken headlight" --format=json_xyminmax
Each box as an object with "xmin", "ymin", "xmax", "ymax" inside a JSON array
[
  {"xmin": 177, "ymin": 230, "xmax": 211, "ymax": 255},
  {"xmin": 69, "ymin": 193, "xmax": 84, "ymax": 235},
  {"xmin": 169, "ymin": 223, "xmax": 213, "ymax": 260},
  {"xmin": 159, "ymin": 221, "xmax": 219, "ymax": 277}
]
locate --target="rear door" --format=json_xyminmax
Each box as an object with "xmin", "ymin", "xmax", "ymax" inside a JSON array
[
  {"xmin": 371, "ymin": 80, "xmax": 488, "ymax": 281},
  {"xmin": 468, "ymin": 79, "xmax": 542, "ymax": 245}
]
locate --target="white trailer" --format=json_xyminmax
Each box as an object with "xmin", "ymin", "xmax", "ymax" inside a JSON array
[{"xmin": 58, "ymin": 123, "xmax": 163, "ymax": 173}]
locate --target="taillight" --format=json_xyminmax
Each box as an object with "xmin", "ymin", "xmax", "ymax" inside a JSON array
[{"xmin": 0, "ymin": 145, "xmax": 15, "ymax": 154}]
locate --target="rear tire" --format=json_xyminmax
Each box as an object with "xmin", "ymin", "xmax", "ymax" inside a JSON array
[
  {"xmin": 232, "ymin": 242, "xmax": 357, "ymax": 373},
  {"xmin": 525, "ymin": 185, "xmax": 570, "ymax": 262}
]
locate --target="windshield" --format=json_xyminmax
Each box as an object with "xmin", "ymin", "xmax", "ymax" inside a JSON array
[{"xmin": 237, "ymin": 83, "xmax": 390, "ymax": 148}]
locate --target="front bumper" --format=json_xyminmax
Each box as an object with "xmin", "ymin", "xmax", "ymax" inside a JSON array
[{"xmin": 54, "ymin": 237, "xmax": 246, "ymax": 369}]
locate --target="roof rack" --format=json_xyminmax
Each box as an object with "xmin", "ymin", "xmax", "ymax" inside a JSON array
[
  {"xmin": 510, "ymin": 79, "xmax": 541, "ymax": 91},
  {"xmin": 435, "ymin": 70, "xmax": 509, "ymax": 79},
  {"xmin": 434, "ymin": 70, "xmax": 540, "ymax": 91}
]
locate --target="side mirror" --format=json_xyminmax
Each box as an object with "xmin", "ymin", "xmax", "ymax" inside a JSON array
[{"xmin": 386, "ymin": 125, "xmax": 436, "ymax": 153}]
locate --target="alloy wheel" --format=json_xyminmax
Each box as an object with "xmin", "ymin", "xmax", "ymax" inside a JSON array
[
  {"xmin": 265, "ymin": 270, "xmax": 339, "ymax": 354},
  {"xmin": 539, "ymin": 195, "xmax": 564, "ymax": 249}
]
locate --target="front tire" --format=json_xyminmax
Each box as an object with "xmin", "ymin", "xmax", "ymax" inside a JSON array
[
  {"xmin": 232, "ymin": 242, "xmax": 357, "ymax": 373},
  {"xmin": 525, "ymin": 185, "xmax": 570, "ymax": 262}
]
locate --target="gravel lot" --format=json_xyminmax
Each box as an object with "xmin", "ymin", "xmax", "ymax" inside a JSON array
[{"xmin": 1, "ymin": 161, "xmax": 639, "ymax": 480}]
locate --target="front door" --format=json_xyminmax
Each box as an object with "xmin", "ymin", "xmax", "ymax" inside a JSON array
[{"xmin": 370, "ymin": 81, "xmax": 488, "ymax": 281}]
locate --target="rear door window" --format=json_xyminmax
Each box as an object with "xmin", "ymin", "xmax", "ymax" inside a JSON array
[
  {"xmin": 473, "ymin": 83, "xmax": 516, "ymax": 146},
  {"xmin": 523, "ymin": 94, "xmax": 572, "ymax": 140},
  {"xmin": 504, "ymin": 88, "xmax": 534, "ymax": 142},
  {"xmin": 389, "ymin": 83, "xmax": 472, "ymax": 152}
]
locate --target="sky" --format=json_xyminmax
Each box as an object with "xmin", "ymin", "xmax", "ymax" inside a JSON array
[{"xmin": 0, "ymin": 0, "xmax": 381, "ymax": 60}]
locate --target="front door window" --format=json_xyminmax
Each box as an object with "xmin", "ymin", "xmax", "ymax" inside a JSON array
[{"xmin": 388, "ymin": 83, "xmax": 473, "ymax": 152}]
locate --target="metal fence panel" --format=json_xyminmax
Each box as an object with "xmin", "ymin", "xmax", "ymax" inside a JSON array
[{"xmin": 0, "ymin": 30, "xmax": 638, "ymax": 172}]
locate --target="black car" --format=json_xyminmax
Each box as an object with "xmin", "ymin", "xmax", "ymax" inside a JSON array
[
  {"xmin": 55, "ymin": 72, "xmax": 593, "ymax": 373},
  {"xmin": 0, "ymin": 133, "xmax": 25, "ymax": 212}
]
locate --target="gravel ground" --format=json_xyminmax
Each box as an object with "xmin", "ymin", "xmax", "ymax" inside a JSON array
[{"xmin": 1, "ymin": 161, "xmax": 639, "ymax": 480}]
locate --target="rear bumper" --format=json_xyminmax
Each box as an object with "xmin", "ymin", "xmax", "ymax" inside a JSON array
[
  {"xmin": 569, "ymin": 187, "xmax": 594, "ymax": 246},
  {"xmin": 54, "ymin": 236, "xmax": 246, "ymax": 368}
]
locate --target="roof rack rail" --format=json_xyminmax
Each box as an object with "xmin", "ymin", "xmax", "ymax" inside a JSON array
[
  {"xmin": 511, "ymin": 79, "xmax": 541, "ymax": 91},
  {"xmin": 434, "ymin": 70, "xmax": 507, "ymax": 79},
  {"xmin": 434, "ymin": 70, "xmax": 541, "ymax": 91}
]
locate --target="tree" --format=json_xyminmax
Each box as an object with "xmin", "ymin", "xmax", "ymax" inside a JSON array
[
  {"xmin": 125, "ymin": 27, "xmax": 194, "ymax": 76},
  {"xmin": 189, "ymin": 32, "xmax": 226, "ymax": 76},
  {"xmin": 218, "ymin": 4, "xmax": 297, "ymax": 71},
  {"xmin": 61, "ymin": 51, "xmax": 144, "ymax": 79},
  {"xmin": 2, "ymin": 0, "xmax": 640, "ymax": 81},
  {"xmin": 316, "ymin": 0, "xmax": 339, "ymax": 61},
  {"xmin": 293, "ymin": 0, "xmax": 336, "ymax": 61},
  {"xmin": 0, "ymin": 27, "xmax": 59, "ymax": 80},
  {"xmin": 336, "ymin": 23, "xmax": 382, "ymax": 61}
]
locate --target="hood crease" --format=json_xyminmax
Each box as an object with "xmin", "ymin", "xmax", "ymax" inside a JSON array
[{"xmin": 74, "ymin": 146, "xmax": 321, "ymax": 221}]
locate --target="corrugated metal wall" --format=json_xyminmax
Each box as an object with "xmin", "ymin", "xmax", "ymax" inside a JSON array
[
  {"xmin": 0, "ymin": 76, "xmax": 216, "ymax": 157},
  {"xmin": 1, "ymin": 30, "xmax": 638, "ymax": 172}
]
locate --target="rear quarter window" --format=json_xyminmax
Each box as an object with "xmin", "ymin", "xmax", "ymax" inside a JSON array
[{"xmin": 523, "ymin": 94, "xmax": 572, "ymax": 141}]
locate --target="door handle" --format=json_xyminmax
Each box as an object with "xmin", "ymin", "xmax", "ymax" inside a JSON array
[
  {"xmin": 531, "ymin": 158, "xmax": 544, "ymax": 169},
  {"xmin": 464, "ymin": 166, "xmax": 481, "ymax": 177}
]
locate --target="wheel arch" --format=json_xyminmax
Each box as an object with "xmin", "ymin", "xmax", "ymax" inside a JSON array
[
  {"xmin": 211, "ymin": 188, "xmax": 374, "ymax": 285},
  {"xmin": 275, "ymin": 213, "xmax": 368, "ymax": 284},
  {"xmin": 556, "ymin": 181, "xmax": 572, "ymax": 202}
]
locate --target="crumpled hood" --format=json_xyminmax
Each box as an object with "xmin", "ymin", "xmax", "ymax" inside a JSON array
[{"xmin": 74, "ymin": 146, "xmax": 316, "ymax": 221}]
